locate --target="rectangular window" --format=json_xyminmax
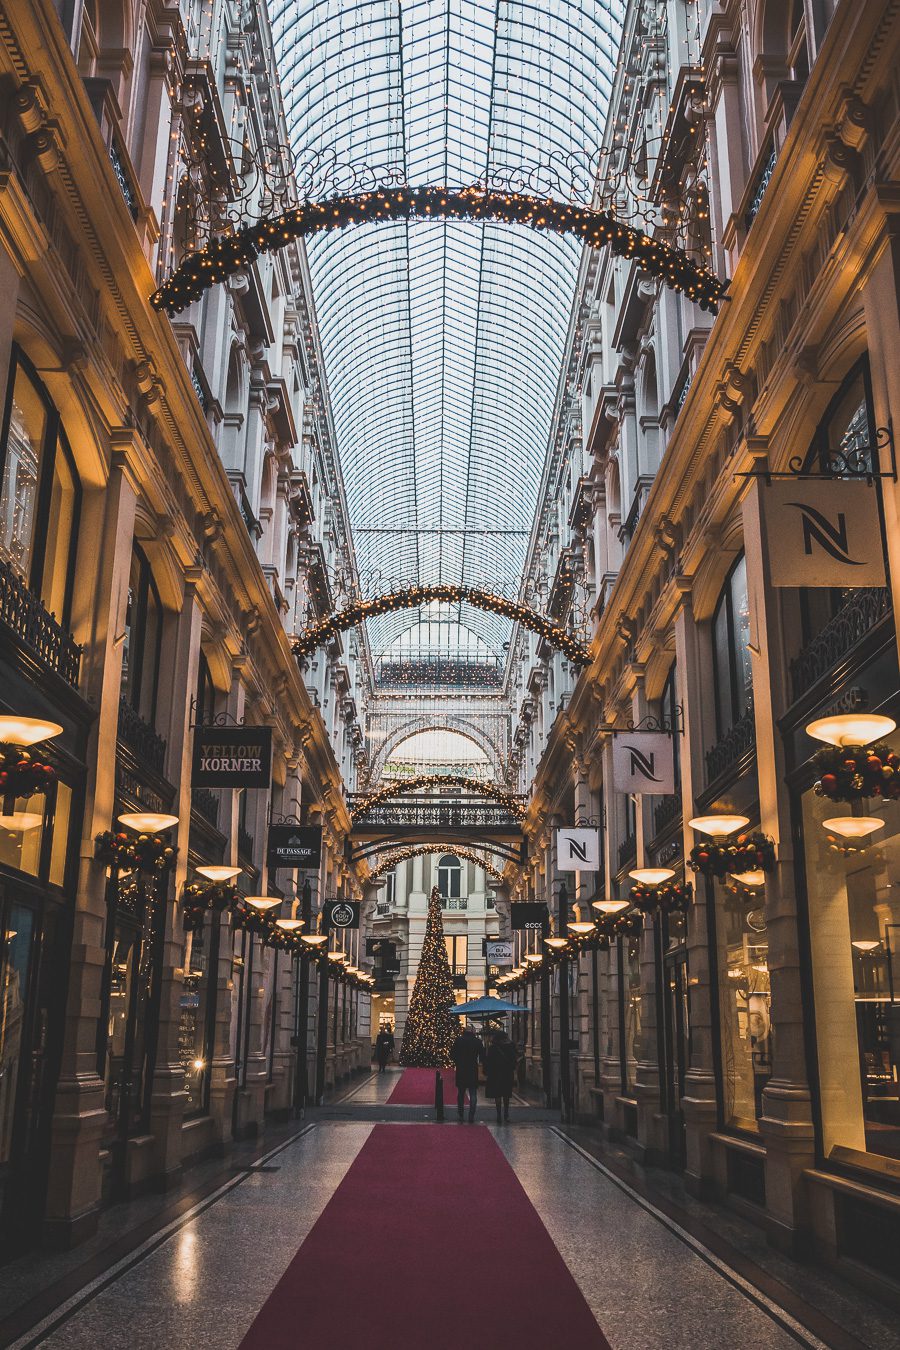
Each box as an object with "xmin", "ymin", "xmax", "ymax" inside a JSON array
[
  {"xmin": 623, "ymin": 935, "xmax": 642, "ymax": 1095},
  {"xmin": 0, "ymin": 903, "xmax": 35, "ymax": 1167},
  {"xmin": 0, "ymin": 363, "xmax": 46, "ymax": 586}
]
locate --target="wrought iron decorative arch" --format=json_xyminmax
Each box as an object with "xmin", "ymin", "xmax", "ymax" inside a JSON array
[{"xmin": 367, "ymin": 844, "xmax": 505, "ymax": 882}]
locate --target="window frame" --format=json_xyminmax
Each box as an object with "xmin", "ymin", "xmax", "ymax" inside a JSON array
[
  {"xmin": 0, "ymin": 346, "xmax": 82, "ymax": 626},
  {"xmin": 712, "ymin": 553, "xmax": 750, "ymax": 739},
  {"xmin": 123, "ymin": 542, "xmax": 163, "ymax": 724}
]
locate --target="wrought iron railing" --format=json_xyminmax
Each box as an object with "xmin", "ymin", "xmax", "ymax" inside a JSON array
[
  {"xmin": 352, "ymin": 800, "xmax": 521, "ymax": 829},
  {"xmin": 0, "ymin": 557, "xmax": 81, "ymax": 687},
  {"xmin": 706, "ymin": 704, "xmax": 755, "ymax": 784},
  {"xmin": 117, "ymin": 696, "xmax": 167, "ymax": 775},
  {"xmin": 191, "ymin": 787, "xmax": 219, "ymax": 828},
  {"xmin": 653, "ymin": 792, "xmax": 682, "ymax": 838},
  {"xmin": 745, "ymin": 143, "xmax": 777, "ymax": 231},
  {"xmin": 441, "ymin": 898, "xmax": 469, "ymax": 911},
  {"xmin": 238, "ymin": 823, "xmax": 254, "ymax": 859},
  {"xmin": 789, "ymin": 588, "xmax": 890, "ymax": 704},
  {"xmin": 618, "ymin": 832, "xmax": 637, "ymax": 869},
  {"xmin": 109, "ymin": 139, "xmax": 139, "ymax": 221}
]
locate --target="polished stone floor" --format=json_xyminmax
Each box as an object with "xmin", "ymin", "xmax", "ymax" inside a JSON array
[{"xmin": 0, "ymin": 1072, "xmax": 896, "ymax": 1350}]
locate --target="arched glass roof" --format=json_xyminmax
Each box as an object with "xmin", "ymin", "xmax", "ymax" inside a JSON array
[{"xmin": 271, "ymin": 0, "xmax": 624, "ymax": 663}]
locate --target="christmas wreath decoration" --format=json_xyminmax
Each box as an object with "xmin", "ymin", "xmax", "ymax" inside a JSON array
[
  {"xmin": 595, "ymin": 909, "xmax": 644, "ymax": 940},
  {"xmin": 95, "ymin": 830, "xmax": 177, "ymax": 874},
  {"xmin": 812, "ymin": 743, "xmax": 900, "ymax": 804},
  {"xmin": 689, "ymin": 832, "xmax": 775, "ymax": 880},
  {"xmin": 630, "ymin": 880, "xmax": 693, "ymax": 915},
  {"xmin": 0, "ymin": 744, "xmax": 57, "ymax": 798},
  {"xmin": 182, "ymin": 880, "xmax": 241, "ymax": 933}
]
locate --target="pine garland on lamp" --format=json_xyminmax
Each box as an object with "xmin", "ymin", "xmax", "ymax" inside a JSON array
[
  {"xmin": 813, "ymin": 743, "xmax": 900, "ymax": 803},
  {"xmin": 95, "ymin": 830, "xmax": 176, "ymax": 875},
  {"xmin": 182, "ymin": 880, "xmax": 240, "ymax": 933},
  {"xmin": 630, "ymin": 880, "xmax": 693, "ymax": 915},
  {"xmin": 398, "ymin": 885, "xmax": 457, "ymax": 1067},
  {"xmin": 689, "ymin": 832, "xmax": 775, "ymax": 880},
  {"xmin": 0, "ymin": 744, "xmax": 57, "ymax": 797}
]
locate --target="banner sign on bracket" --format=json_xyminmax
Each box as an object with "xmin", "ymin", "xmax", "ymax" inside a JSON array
[
  {"xmin": 485, "ymin": 940, "xmax": 513, "ymax": 968},
  {"xmin": 556, "ymin": 827, "xmax": 601, "ymax": 872},
  {"xmin": 193, "ymin": 725, "xmax": 272, "ymax": 788},
  {"xmin": 760, "ymin": 478, "xmax": 886, "ymax": 587},
  {"xmin": 510, "ymin": 903, "xmax": 550, "ymax": 934},
  {"xmin": 325, "ymin": 900, "xmax": 360, "ymax": 930},
  {"xmin": 267, "ymin": 824, "xmax": 322, "ymax": 871},
  {"xmin": 612, "ymin": 732, "xmax": 676, "ymax": 796}
]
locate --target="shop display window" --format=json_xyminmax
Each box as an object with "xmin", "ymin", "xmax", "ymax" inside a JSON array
[
  {"xmin": 102, "ymin": 872, "xmax": 160, "ymax": 1135},
  {"xmin": 179, "ymin": 923, "xmax": 212, "ymax": 1117},
  {"xmin": 0, "ymin": 797, "xmax": 44, "ymax": 878},
  {"xmin": 714, "ymin": 878, "xmax": 772, "ymax": 1132},
  {"xmin": 0, "ymin": 904, "xmax": 34, "ymax": 1167},
  {"xmin": 623, "ymin": 934, "xmax": 642, "ymax": 1094},
  {"xmin": 801, "ymin": 784, "xmax": 900, "ymax": 1171}
]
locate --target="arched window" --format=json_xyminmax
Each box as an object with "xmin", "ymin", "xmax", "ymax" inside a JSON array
[
  {"xmin": 437, "ymin": 854, "xmax": 462, "ymax": 899},
  {"xmin": 0, "ymin": 348, "xmax": 81, "ymax": 625},
  {"xmin": 712, "ymin": 554, "xmax": 752, "ymax": 739},
  {"xmin": 661, "ymin": 663, "xmax": 680, "ymax": 786},
  {"xmin": 122, "ymin": 544, "xmax": 162, "ymax": 725}
]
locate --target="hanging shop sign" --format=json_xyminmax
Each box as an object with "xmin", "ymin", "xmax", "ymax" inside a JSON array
[
  {"xmin": 759, "ymin": 479, "xmax": 886, "ymax": 587},
  {"xmin": 556, "ymin": 827, "xmax": 601, "ymax": 871},
  {"xmin": 325, "ymin": 900, "xmax": 360, "ymax": 930},
  {"xmin": 193, "ymin": 725, "xmax": 272, "ymax": 788},
  {"xmin": 510, "ymin": 903, "xmax": 550, "ymax": 933},
  {"xmin": 367, "ymin": 939, "xmax": 401, "ymax": 975},
  {"xmin": 486, "ymin": 940, "xmax": 513, "ymax": 968},
  {"xmin": 267, "ymin": 824, "xmax": 322, "ymax": 871},
  {"xmin": 612, "ymin": 732, "xmax": 676, "ymax": 795}
]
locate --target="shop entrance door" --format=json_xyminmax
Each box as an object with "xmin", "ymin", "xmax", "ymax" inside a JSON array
[{"xmin": 663, "ymin": 948, "xmax": 690, "ymax": 1169}]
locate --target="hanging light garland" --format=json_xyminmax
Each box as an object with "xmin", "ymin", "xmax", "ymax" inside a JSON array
[
  {"xmin": 366, "ymin": 843, "xmax": 505, "ymax": 881},
  {"xmin": 629, "ymin": 880, "xmax": 693, "ymax": 915},
  {"xmin": 352, "ymin": 773, "xmax": 526, "ymax": 821},
  {"xmin": 152, "ymin": 185, "xmax": 728, "ymax": 315},
  {"xmin": 95, "ymin": 830, "xmax": 178, "ymax": 875},
  {"xmin": 688, "ymin": 832, "xmax": 776, "ymax": 880},
  {"xmin": 182, "ymin": 879, "xmax": 242, "ymax": 933},
  {"xmin": 292, "ymin": 584, "xmax": 590, "ymax": 667}
]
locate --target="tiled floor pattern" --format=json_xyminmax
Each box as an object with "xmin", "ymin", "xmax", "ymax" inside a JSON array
[{"xmin": 2, "ymin": 1094, "xmax": 894, "ymax": 1350}]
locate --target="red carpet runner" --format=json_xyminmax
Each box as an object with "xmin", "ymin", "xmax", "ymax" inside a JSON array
[
  {"xmin": 387, "ymin": 1066, "xmax": 457, "ymax": 1104},
  {"xmin": 239, "ymin": 1124, "xmax": 610, "ymax": 1350}
]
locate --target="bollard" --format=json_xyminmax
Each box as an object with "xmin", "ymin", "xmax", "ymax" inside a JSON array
[{"xmin": 435, "ymin": 1069, "xmax": 444, "ymax": 1122}]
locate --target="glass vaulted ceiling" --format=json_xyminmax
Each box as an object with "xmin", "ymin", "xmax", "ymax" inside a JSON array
[{"xmin": 271, "ymin": 0, "xmax": 624, "ymax": 667}]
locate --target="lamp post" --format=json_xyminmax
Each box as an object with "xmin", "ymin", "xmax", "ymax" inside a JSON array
[
  {"xmin": 293, "ymin": 877, "xmax": 313, "ymax": 1113},
  {"xmin": 557, "ymin": 880, "xmax": 572, "ymax": 1122}
]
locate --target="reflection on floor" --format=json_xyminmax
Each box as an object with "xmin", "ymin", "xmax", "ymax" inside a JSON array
[{"xmin": 0, "ymin": 1074, "xmax": 896, "ymax": 1350}]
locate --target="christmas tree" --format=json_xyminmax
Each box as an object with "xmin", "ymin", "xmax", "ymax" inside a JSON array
[{"xmin": 399, "ymin": 885, "xmax": 457, "ymax": 1066}]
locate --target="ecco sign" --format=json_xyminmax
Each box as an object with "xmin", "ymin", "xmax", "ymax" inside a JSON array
[{"xmin": 193, "ymin": 726, "xmax": 272, "ymax": 788}]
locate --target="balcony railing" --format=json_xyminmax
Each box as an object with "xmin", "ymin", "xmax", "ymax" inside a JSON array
[
  {"xmin": 109, "ymin": 138, "xmax": 139, "ymax": 222},
  {"xmin": 652, "ymin": 792, "xmax": 682, "ymax": 839},
  {"xmin": 706, "ymin": 704, "xmax": 755, "ymax": 785},
  {"xmin": 0, "ymin": 557, "xmax": 81, "ymax": 687},
  {"xmin": 191, "ymin": 787, "xmax": 219, "ymax": 828},
  {"xmin": 351, "ymin": 799, "xmax": 521, "ymax": 830},
  {"xmin": 745, "ymin": 143, "xmax": 777, "ymax": 232},
  {"xmin": 789, "ymin": 588, "xmax": 890, "ymax": 704},
  {"xmin": 238, "ymin": 823, "xmax": 254, "ymax": 860},
  {"xmin": 440, "ymin": 897, "xmax": 469, "ymax": 911},
  {"xmin": 117, "ymin": 696, "xmax": 167, "ymax": 776},
  {"xmin": 618, "ymin": 832, "xmax": 637, "ymax": 870}
]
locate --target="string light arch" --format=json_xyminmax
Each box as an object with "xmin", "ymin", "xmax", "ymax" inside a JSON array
[
  {"xmin": 292, "ymin": 584, "xmax": 590, "ymax": 667},
  {"xmin": 151, "ymin": 186, "xmax": 727, "ymax": 316},
  {"xmin": 366, "ymin": 844, "xmax": 505, "ymax": 883},
  {"xmin": 351, "ymin": 774, "xmax": 527, "ymax": 822}
]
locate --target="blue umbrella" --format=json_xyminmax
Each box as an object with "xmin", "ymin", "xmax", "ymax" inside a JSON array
[{"xmin": 450, "ymin": 996, "xmax": 526, "ymax": 1016}]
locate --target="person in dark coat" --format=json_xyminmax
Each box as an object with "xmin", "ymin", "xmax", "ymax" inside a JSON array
[
  {"xmin": 375, "ymin": 1027, "xmax": 394, "ymax": 1072},
  {"xmin": 450, "ymin": 1024, "xmax": 485, "ymax": 1122},
  {"xmin": 485, "ymin": 1028, "xmax": 517, "ymax": 1123}
]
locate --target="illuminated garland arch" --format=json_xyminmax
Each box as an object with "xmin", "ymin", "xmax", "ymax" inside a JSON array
[
  {"xmin": 151, "ymin": 185, "xmax": 728, "ymax": 315},
  {"xmin": 293, "ymin": 584, "xmax": 590, "ymax": 668},
  {"xmin": 352, "ymin": 773, "xmax": 526, "ymax": 822},
  {"xmin": 367, "ymin": 844, "xmax": 505, "ymax": 883}
]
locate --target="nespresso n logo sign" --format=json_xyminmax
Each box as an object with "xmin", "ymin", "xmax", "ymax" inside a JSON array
[
  {"xmin": 192, "ymin": 726, "xmax": 273, "ymax": 788},
  {"xmin": 760, "ymin": 479, "xmax": 885, "ymax": 588},
  {"xmin": 787, "ymin": 502, "xmax": 861, "ymax": 565}
]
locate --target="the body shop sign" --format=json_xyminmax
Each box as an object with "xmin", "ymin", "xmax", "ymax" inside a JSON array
[{"xmin": 193, "ymin": 726, "xmax": 272, "ymax": 788}]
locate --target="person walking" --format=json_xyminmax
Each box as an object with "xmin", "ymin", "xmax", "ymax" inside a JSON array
[
  {"xmin": 375, "ymin": 1026, "xmax": 395, "ymax": 1073},
  {"xmin": 450, "ymin": 1023, "xmax": 484, "ymax": 1122},
  {"xmin": 485, "ymin": 1027, "xmax": 517, "ymax": 1123}
]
